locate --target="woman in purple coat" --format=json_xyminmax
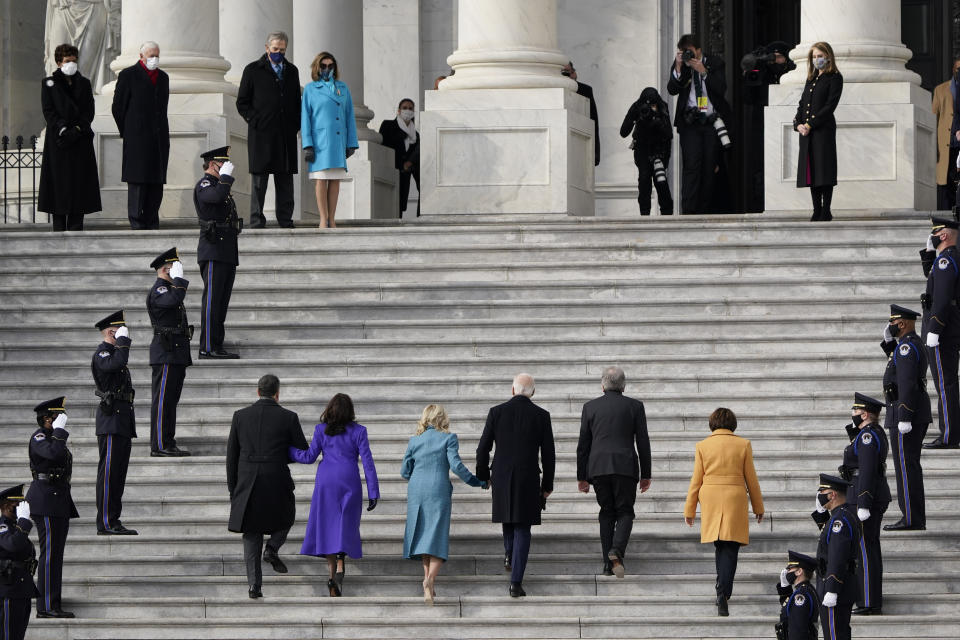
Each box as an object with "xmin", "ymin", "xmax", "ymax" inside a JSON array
[{"xmin": 289, "ymin": 393, "xmax": 379, "ymax": 597}]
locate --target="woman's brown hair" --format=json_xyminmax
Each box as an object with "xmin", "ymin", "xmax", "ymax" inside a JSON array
[
  {"xmin": 709, "ymin": 407, "xmax": 737, "ymax": 432},
  {"xmin": 321, "ymin": 393, "xmax": 354, "ymax": 436},
  {"xmin": 806, "ymin": 41, "xmax": 838, "ymax": 81},
  {"xmin": 311, "ymin": 51, "xmax": 339, "ymax": 82}
]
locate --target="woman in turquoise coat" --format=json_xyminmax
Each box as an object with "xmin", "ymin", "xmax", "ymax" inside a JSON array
[
  {"xmin": 401, "ymin": 404, "xmax": 487, "ymax": 604},
  {"xmin": 301, "ymin": 51, "xmax": 358, "ymax": 228}
]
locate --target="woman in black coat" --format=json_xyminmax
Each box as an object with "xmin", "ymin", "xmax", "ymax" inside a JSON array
[
  {"xmin": 794, "ymin": 41, "xmax": 843, "ymax": 221},
  {"xmin": 38, "ymin": 44, "xmax": 102, "ymax": 231}
]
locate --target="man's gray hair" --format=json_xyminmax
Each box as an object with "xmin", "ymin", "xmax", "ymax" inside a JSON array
[
  {"xmin": 601, "ymin": 366, "xmax": 626, "ymax": 392},
  {"xmin": 513, "ymin": 373, "xmax": 535, "ymax": 397},
  {"xmin": 266, "ymin": 31, "xmax": 289, "ymax": 46},
  {"xmin": 140, "ymin": 41, "xmax": 160, "ymax": 55}
]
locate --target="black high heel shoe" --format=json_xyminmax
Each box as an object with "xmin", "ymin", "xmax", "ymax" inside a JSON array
[{"xmin": 327, "ymin": 578, "xmax": 341, "ymax": 597}]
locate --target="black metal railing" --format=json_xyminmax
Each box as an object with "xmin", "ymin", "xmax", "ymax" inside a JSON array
[{"xmin": 1, "ymin": 135, "xmax": 41, "ymax": 223}]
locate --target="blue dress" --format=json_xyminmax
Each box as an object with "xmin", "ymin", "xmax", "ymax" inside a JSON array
[
  {"xmin": 289, "ymin": 421, "xmax": 379, "ymax": 558},
  {"xmin": 401, "ymin": 427, "xmax": 482, "ymax": 560}
]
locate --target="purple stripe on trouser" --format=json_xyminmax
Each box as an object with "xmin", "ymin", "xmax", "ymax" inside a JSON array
[
  {"xmin": 206, "ymin": 262, "xmax": 214, "ymax": 351},
  {"xmin": 103, "ymin": 435, "xmax": 112, "ymax": 528},
  {"xmin": 156, "ymin": 365, "xmax": 168, "ymax": 450}
]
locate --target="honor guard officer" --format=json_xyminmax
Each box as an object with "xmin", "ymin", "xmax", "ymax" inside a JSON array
[
  {"xmin": 922, "ymin": 216, "xmax": 960, "ymax": 449},
  {"xmin": 195, "ymin": 146, "xmax": 241, "ymax": 359},
  {"xmin": 881, "ymin": 304, "xmax": 931, "ymax": 531},
  {"xmin": 775, "ymin": 550, "xmax": 820, "ymax": 640},
  {"xmin": 814, "ymin": 474, "xmax": 859, "ymax": 640},
  {"xmin": 91, "ymin": 310, "xmax": 138, "ymax": 535},
  {"xmin": 0, "ymin": 485, "xmax": 38, "ymax": 640},
  {"xmin": 147, "ymin": 247, "xmax": 192, "ymax": 457},
  {"xmin": 26, "ymin": 397, "xmax": 78, "ymax": 619}
]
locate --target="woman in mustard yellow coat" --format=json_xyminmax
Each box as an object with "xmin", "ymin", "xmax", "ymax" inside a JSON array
[{"xmin": 683, "ymin": 407, "xmax": 764, "ymax": 617}]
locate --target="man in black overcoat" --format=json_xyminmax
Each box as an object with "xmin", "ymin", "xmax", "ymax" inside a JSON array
[
  {"xmin": 227, "ymin": 375, "xmax": 308, "ymax": 598},
  {"xmin": 111, "ymin": 41, "xmax": 169, "ymax": 230},
  {"xmin": 476, "ymin": 373, "xmax": 555, "ymax": 598},
  {"xmin": 577, "ymin": 366, "xmax": 652, "ymax": 577},
  {"xmin": 236, "ymin": 31, "xmax": 301, "ymax": 228},
  {"xmin": 563, "ymin": 62, "xmax": 600, "ymax": 166}
]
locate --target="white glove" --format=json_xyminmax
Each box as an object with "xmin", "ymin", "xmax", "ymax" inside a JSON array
[
  {"xmin": 779, "ymin": 568, "xmax": 790, "ymax": 588},
  {"xmin": 219, "ymin": 160, "xmax": 235, "ymax": 177},
  {"xmin": 815, "ymin": 496, "xmax": 827, "ymax": 514},
  {"xmin": 52, "ymin": 413, "xmax": 68, "ymax": 432},
  {"xmin": 926, "ymin": 234, "xmax": 936, "ymax": 252},
  {"xmin": 15, "ymin": 501, "xmax": 30, "ymax": 521},
  {"xmin": 822, "ymin": 592, "xmax": 838, "ymax": 608},
  {"xmin": 898, "ymin": 421, "xmax": 913, "ymax": 434},
  {"xmin": 115, "ymin": 326, "xmax": 129, "ymax": 339},
  {"xmin": 169, "ymin": 261, "xmax": 184, "ymax": 280},
  {"xmin": 883, "ymin": 324, "xmax": 893, "ymax": 342},
  {"xmin": 858, "ymin": 508, "xmax": 871, "ymax": 521},
  {"xmin": 956, "ymin": 150, "xmax": 960, "ymax": 170},
  {"xmin": 927, "ymin": 332, "xmax": 940, "ymax": 348}
]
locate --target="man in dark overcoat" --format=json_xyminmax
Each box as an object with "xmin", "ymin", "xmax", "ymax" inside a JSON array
[
  {"xmin": 476, "ymin": 373, "xmax": 555, "ymax": 598},
  {"xmin": 111, "ymin": 40, "xmax": 169, "ymax": 230},
  {"xmin": 227, "ymin": 374, "xmax": 307, "ymax": 598},
  {"xmin": 236, "ymin": 31, "xmax": 301, "ymax": 228}
]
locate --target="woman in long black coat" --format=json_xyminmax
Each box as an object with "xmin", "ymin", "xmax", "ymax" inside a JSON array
[
  {"xmin": 794, "ymin": 41, "xmax": 843, "ymax": 222},
  {"xmin": 38, "ymin": 44, "xmax": 102, "ymax": 231}
]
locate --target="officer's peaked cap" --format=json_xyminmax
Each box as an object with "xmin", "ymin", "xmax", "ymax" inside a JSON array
[
  {"xmin": 0, "ymin": 484, "xmax": 26, "ymax": 502},
  {"xmin": 150, "ymin": 247, "xmax": 180, "ymax": 270},
  {"xmin": 33, "ymin": 397, "xmax": 66, "ymax": 414},
  {"xmin": 818, "ymin": 473, "xmax": 851, "ymax": 491},
  {"xmin": 852, "ymin": 392, "xmax": 883, "ymax": 414},
  {"xmin": 200, "ymin": 146, "xmax": 230, "ymax": 161},
  {"xmin": 787, "ymin": 550, "xmax": 817, "ymax": 573},
  {"xmin": 95, "ymin": 309, "xmax": 126, "ymax": 331},
  {"xmin": 931, "ymin": 216, "xmax": 959, "ymax": 231},
  {"xmin": 889, "ymin": 304, "xmax": 919, "ymax": 321}
]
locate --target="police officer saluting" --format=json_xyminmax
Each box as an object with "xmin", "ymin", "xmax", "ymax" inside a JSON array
[
  {"xmin": 26, "ymin": 397, "xmax": 77, "ymax": 618},
  {"xmin": 91, "ymin": 310, "xmax": 138, "ymax": 535},
  {"xmin": 0, "ymin": 485, "xmax": 38, "ymax": 640},
  {"xmin": 881, "ymin": 304, "xmax": 931, "ymax": 531},
  {"xmin": 147, "ymin": 248, "xmax": 192, "ymax": 457},
  {"xmin": 813, "ymin": 474, "xmax": 859, "ymax": 640},
  {"xmin": 776, "ymin": 550, "xmax": 820, "ymax": 640},
  {"xmin": 195, "ymin": 146, "xmax": 240, "ymax": 359}
]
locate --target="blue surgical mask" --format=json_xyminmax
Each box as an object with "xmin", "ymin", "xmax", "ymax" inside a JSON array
[
  {"xmin": 814, "ymin": 57, "xmax": 827, "ymax": 70},
  {"xmin": 268, "ymin": 52, "xmax": 283, "ymax": 64},
  {"xmin": 320, "ymin": 69, "xmax": 332, "ymax": 82}
]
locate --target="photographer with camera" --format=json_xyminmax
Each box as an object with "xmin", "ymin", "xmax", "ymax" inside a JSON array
[
  {"xmin": 620, "ymin": 87, "xmax": 673, "ymax": 216},
  {"xmin": 667, "ymin": 34, "xmax": 733, "ymax": 215}
]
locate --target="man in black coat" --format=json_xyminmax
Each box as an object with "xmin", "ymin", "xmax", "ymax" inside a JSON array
[
  {"xmin": 111, "ymin": 41, "xmax": 169, "ymax": 230},
  {"xmin": 577, "ymin": 366, "xmax": 652, "ymax": 578},
  {"xmin": 378, "ymin": 98, "xmax": 420, "ymax": 217},
  {"xmin": 667, "ymin": 34, "xmax": 732, "ymax": 215},
  {"xmin": 38, "ymin": 43, "xmax": 101, "ymax": 231},
  {"xmin": 227, "ymin": 375, "xmax": 308, "ymax": 598},
  {"xmin": 563, "ymin": 62, "xmax": 600, "ymax": 167},
  {"xmin": 476, "ymin": 373, "xmax": 555, "ymax": 598},
  {"xmin": 0, "ymin": 484, "xmax": 38, "ymax": 640},
  {"xmin": 236, "ymin": 31, "xmax": 301, "ymax": 229},
  {"xmin": 91, "ymin": 310, "xmax": 138, "ymax": 535}
]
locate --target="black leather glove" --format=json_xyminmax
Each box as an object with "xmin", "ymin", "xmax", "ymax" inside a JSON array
[
  {"xmin": 366, "ymin": 498, "xmax": 378, "ymax": 511},
  {"xmin": 304, "ymin": 146, "xmax": 315, "ymax": 163},
  {"xmin": 346, "ymin": 147, "xmax": 356, "ymax": 158}
]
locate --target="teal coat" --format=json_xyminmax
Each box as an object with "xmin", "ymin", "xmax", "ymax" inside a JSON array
[
  {"xmin": 301, "ymin": 78, "xmax": 358, "ymax": 172},
  {"xmin": 401, "ymin": 427, "xmax": 482, "ymax": 560}
]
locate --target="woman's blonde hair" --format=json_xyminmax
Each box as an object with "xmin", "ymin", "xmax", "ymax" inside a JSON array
[
  {"xmin": 416, "ymin": 403, "xmax": 450, "ymax": 435},
  {"xmin": 806, "ymin": 41, "xmax": 838, "ymax": 81},
  {"xmin": 311, "ymin": 51, "xmax": 339, "ymax": 82}
]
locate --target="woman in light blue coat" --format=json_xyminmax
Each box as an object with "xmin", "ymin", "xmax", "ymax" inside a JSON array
[
  {"xmin": 401, "ymin": 404, "xmax": 487, "ymax": 604},
  {"xmin": 301, "ymin": 51, "xmax": 358, "ymax": 228}
]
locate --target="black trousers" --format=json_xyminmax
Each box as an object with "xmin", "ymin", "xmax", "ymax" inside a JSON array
[
  {"xmin": 502, "ymin": 523, "xmax": 531, "ymax": 585},
  {"xmin": 50, "ymin": 213, "xmax": 84, "ymax": 231},
  {"xmin": 714, "ymin": 540, "xmax": 740, "ymax": 600},
  {"xmin": 592, "ymin": 474, "xmax": 637, "ymax": 559},
  {"xmin": 399, "ymin": 167, "xmax": 420, "ymax": 216},
  {"xmin": 242, "ymin": 528, "xmax": 289, "ymax": 588},
  {"xmin": 32, "ymin": 515, "xmax": 69, "ymax": 614},
  {"xmin": 97, "ymin": 433, "xmax": 132, "ymax": 531},
  {"xmin": 855, "ymin": 503, "xmax": 885, "ymax": 609},
  {"xmin": 0, "ymin": 598, "xmax": 31, "ymax": 640},
  {"xmin": 199, "ymin": 261, "xmax": 236, "ymax": 354},
  {"xmin": 678, "ymin": 121, "xmax": 720, "ymax": 214},
  {"xmin": 887, "ymin": 417, "xmax": 927, "ymax": 527},
  {"xmin": 820, "ymin": 602, "xmax": 853, "ymax": 640},
  {"xmin": 928, "ymin": 341, "xmax": 960, "ymax": 445},
  {"xmin": 151, "ymin": 363, "xmax": 186, "ymax": 452},
  {"xmin": 936, "ymin": 147, "xmax": 959, "ymax": 210},
  {"xmin": 634, "ymin": 152, "xmax": 673, "ymax": 215},
  {"xmin": 127, "ymin": 183, "xmax": 163, "ymax": 229},
  {"xmin": 250, "ymin": 173, "xmax": 295, "ymax": 227}
]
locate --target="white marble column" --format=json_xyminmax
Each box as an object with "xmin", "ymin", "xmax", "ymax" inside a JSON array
[
  {"xmin": 765, "ymin": 0, "xmax": 935, "ymax": 211},
  {"xmin": 293, "ymin": 0, "xmax": 395, "ymax": 220},
  {"xmin": 219, "ymin": 0, "xmax": 294, "ymax": 84},
  {"xmin": 420, "ymin": 0, "xmax": 594, "ymax": 216}
]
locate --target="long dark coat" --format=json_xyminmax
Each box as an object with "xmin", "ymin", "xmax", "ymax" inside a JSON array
[
  {"xmin": 227, "ymin": 398, "xmax": 307, "ymax": 534},
  {"xmin": 37, "ymin": 70, "xmax": 102, "ymax": 216},
  {"xmin": 794, "ymin": 71, "xmax": 843, "ymax": 187},
  {"xmin": 476, "ymin": 395, "xmax": 555, "ymax": 525},
  {"xmin": 111, "ymin": 62, "xmax": 169, "ymax": 184},
  {"xmin": 236, "ymin": 54, "xmax": 301, "ymax": 175}
]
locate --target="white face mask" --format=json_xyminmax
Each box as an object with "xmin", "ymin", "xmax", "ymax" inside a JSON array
[
  {"xmin": 399, "ymin": 109, "xmax": 415, "ymax": 122},
  {"xmin": 60, "ymin": 61, "xmax": 78, "ymax": 76},
  {"xmin": 145, "ymin": 56, "xmax": 160, "ymax": 71}
]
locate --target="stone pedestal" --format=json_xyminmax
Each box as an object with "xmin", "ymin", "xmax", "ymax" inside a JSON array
[
  {"xmin": 420, "ymin": 0, "xmax": 594, "ymax": 216},
  {"xmin": 764, "ymin": 0, "xmax": 935, "ymax": 211}
]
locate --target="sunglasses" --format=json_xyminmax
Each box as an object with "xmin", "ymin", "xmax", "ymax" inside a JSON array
[{"xmin": 320, "ymin": 63, "xmax": 335, "ymax": 71}]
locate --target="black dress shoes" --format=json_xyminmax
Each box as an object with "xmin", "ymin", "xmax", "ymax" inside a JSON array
[
  {"xmin": 97, "ymin": 524, "xmax": 138, "ymax": 535},
  {"xmin": 199, "ymin": 350, "xmax": 240, "ymax": 359},
  {"xmin": 263, "ymin": 549, "xmax": 287, "ymax": 574},
  {"xmin": 607, "ymin": 551, "xmax": 625, "ymax": 579},
  {"xmin": 248, "ymin": 587, "xmax": 263, "ymax": 599},
  {"xmin": 852, "ymin": 606, "xmax": 882, "ymax": 615},
  {"xmin": 503, "ymin": 553, "xmax": 512, "ymax": 573},
  {"xmin": 602, "ymin": 560, "xmax": 614, "ymax": 576},
  {"xmin": 151, "ymin": 447, "xmax": 190, "ymax": 457},
  {"xmin": 922, "ymin": 438, "xmax": 959, "ymax": 449},
  {"xmin": 717, "ymin": 597, "xmax": 729, "ymax": 617},
  {"xmin": 509, "ymin": 583, "xmax": 526, "ymax": 598},
  {"xmin": 883, "ymin": 518, "xmax": 925, "ymax": 531},
  {"xmin": 36, "ymin": 609, "xmax": 75, "ymax": 618}
]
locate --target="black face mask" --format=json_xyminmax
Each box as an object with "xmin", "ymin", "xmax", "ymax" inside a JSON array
[
  {"xmin": 851, "ymin": 414, "xmax": 865, "ymax": 427},
  {"xmin": 931, "ymin": 234, "xmax": 943, "ymax": 249},
  {"xmin": 889, "ymin": 323, "xmax": 901, "ymax": 338},
  {"xmin": 817, "ymin": 492, "xmax": 831, "ymax": 507},
  {"xmin": 786, "ymin": 571, "xmax": 798, "ymax": 585},
  {"xmin": 844, "ymin": 423, "xmax": 859, "ymax": 441}
]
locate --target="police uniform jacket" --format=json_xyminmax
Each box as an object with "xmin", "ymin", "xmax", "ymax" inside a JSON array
[
  {"xmin": 777, "ymin": 580, "xmax": 819, "ymax": 640},
  {"xmin": 881, "ymin": 332, "xmax": 932, "ymax": 426},
  {"xmin": 25, "ymin": 427, "xmax": 79, "ymax": 519},
  {"xmin": 147, "ymin": 276, "xmax": 192, "ymax": 367},
  {"xmin": 91, "ymin": 336, "xmax": 136, "ymax": 438},
  {"xmin": 841, "ymin": 423, "xmax": 890, "ymax": 510},
  {"xmin": 816, "ymin": 503, "xmax": 861, "ymax": 604},
  {"xmin": 110, "ymin": 62, "xmax": 170, "ymax": 184},
  {"xmin": 0, "ymin": 513, "xmax": 38, "ymax": 599},
  {"xmin": 194, "ymin": 173, "xmax": 239, "ymax": 266},
  {"xmin": 926, "ymin": 245, "xmax": 960, "ymax": 341}
]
